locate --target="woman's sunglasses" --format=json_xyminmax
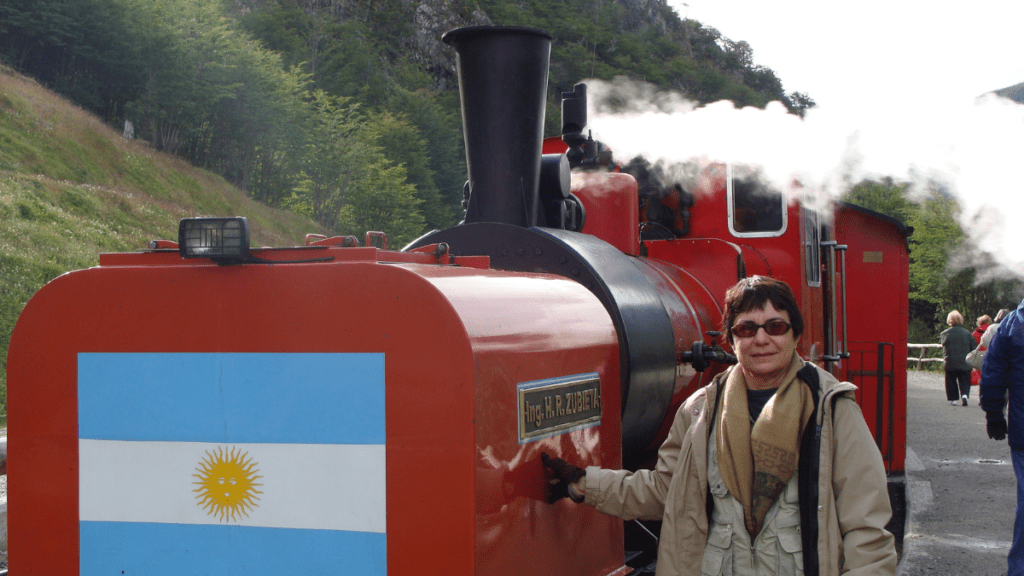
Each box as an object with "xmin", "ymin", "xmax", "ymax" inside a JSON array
[{"xmin": 730, "ymin": 319, "xmax": 792, "ymax": 339}]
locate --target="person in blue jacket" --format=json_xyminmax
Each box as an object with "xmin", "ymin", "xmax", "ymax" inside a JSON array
[{"xmin": 980, "ymin": 297, "xmax": 1024, "ymax": 576}]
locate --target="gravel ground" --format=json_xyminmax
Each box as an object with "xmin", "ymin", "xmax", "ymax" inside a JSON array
[{"xmin": 899, "ymin": 370, "xmax": 1013, "ymax": 576}]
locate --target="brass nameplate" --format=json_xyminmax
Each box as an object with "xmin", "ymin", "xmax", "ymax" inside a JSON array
[
  {"xmin": 863, "ymin": 251, "xmax": 883, "ymax": 263},
  {"xmin": 518, "ymin": 373, "xmax": 602, "ymax": 443}
]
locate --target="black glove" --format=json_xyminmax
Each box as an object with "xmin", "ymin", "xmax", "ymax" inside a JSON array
[
  {"xmin": 541, "ymin": 452, "xmax": 585, "ymax": 503},
  {"xmin": 987, "ymin": 415, "xmax": 1008, "ymax": 441}
]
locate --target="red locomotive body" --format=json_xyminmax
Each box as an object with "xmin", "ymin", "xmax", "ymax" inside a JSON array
[
  {"xmin": 9, "ymin": 248, "xmax": 629, "ymax": 575},
  {"xmin": 6, "ymin": 25, "xmax": 910, "ymax": 575}
]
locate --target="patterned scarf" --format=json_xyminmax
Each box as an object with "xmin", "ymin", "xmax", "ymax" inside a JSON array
[{"xmin": 715, "ymin": 353, "xmax": 815, "ymax": 538}]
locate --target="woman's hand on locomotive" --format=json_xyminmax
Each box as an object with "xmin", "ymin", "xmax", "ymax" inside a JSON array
[{"xmin": 541, "ymin": 452, "xmax": 586, "ymax": 503}]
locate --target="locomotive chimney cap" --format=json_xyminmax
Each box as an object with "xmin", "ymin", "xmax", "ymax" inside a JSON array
[{"xmin": 442, "ymin": 25, "xmax": 552, "ymax": 45}]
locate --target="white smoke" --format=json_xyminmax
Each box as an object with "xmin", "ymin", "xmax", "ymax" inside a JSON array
[{"xmin": 583, "ymin": 77, "xmax": 1024, "ymax": 277}]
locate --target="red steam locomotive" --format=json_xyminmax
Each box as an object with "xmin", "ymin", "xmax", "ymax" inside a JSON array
[{"xmin": 7, "ymin": 25, "xmax": 909, "ymax": 575}]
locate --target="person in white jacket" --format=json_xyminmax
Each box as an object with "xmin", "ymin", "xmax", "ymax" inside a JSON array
[{"xmin": 983, "ymin": 309, "xmax": 1011, "ymax": 349}]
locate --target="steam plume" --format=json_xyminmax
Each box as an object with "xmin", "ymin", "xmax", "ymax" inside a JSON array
[{"xmin": 584, "ymin": 77, "xmax": 1024, "ymax": 277}]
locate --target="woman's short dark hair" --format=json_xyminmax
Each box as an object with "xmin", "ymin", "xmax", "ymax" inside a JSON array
[{"xmin": 722, "ymin": 276, "xmax": 804, "ymax": 344}]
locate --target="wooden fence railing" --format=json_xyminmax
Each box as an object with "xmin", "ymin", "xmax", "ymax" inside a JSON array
[{"xmin": 907, "ymin": 343, "xmax": 943, "ymax": 370}]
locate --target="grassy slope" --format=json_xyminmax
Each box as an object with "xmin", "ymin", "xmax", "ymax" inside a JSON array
[{"xmin": 0, "ymin": 66, "xmax": 326, "ymax": 419}]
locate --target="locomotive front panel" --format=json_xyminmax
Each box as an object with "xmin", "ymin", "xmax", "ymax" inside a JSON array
[{"xmin": 7, "ymin": 251, "xmax": 625, "ymax": 575}]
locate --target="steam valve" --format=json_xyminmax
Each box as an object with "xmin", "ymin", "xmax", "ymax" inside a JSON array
[{"xmin": 680, "ymin": 331, "xmax": 737, "ymax": 372}]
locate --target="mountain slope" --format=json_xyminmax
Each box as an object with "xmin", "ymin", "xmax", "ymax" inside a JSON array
[
  {"xmin": 0, "ymin": 64, "xmax": 326, "ymax": 417},
  {"xmin": 994, "ymin": 82, "xmax": 1024, "ymax": 103}
]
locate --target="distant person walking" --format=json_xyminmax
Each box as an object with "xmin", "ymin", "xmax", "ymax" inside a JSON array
[
  {"xmin": 972, "ymin": 315, "xmax": 993, "ymax": 387},
  {"xmin": 941, "ymin": 310, "xmax": 976, "ymax": 406},
  {"xmin": 984, "ymin": 309, "xmax": 1011, "ymax": 349},
  {"xmin": 980, "ymin": 299, "xmax": 1024, "ymax": 576},
  {"xmin": 971, "ymin": 310, "xmax": 1011, "ymax": 390},
  {"xmin": 975, "ymin": 315, "xmax": 993, "ymax": 345}
]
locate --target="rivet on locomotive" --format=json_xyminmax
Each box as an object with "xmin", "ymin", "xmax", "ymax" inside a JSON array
[{"xmin": 7, "ymin": 25, "xmax": 910, "ymax": 576}]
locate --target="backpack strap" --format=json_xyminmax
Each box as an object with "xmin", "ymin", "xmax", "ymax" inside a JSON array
[
  {"xmin": 706, "ymin": 378, "xmax": 724, "ymax": 525},
  {"xmin": 797, "ymin": 363, "xmax": 844, "ymax": 576},
  {"xmin": 797, "ymin": 363, "xmax": 822, "ymax": 576}
]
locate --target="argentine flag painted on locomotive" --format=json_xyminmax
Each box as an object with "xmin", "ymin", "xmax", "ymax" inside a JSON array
[{"xmin": 77, "ymin": 353, "xmax": 386, "ymax": 575}]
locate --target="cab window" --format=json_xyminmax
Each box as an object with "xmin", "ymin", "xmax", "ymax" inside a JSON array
[
  {"xmin": 804, "ymin": 208, "xmax": 821, "ymax": 286},
  {"xmin": 728, "ymin": 165, "xmax": 786, "ymax": 237}
]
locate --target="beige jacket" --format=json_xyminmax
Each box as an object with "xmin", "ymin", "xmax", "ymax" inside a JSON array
[{"xmin": 583, "ymin": 361, "xmax": 897, "ymax": 576}]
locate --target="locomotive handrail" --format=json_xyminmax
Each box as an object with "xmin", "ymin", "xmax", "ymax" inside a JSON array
[
  {"xmin": 839, "ymin": 244, "xmax": 849, "ymax": 360},
  {"xmin": 821, "ymin": 240, "xmax": 837, "ymax": 364},
  {"xmin": 819, "ymin": 241, "xmax": 851, "ymax": 363}
]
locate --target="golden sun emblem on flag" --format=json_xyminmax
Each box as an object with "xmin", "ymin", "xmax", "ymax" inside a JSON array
[{"xmin": 193, "ymin": 446, "xmax": 264, "ymax": 522}]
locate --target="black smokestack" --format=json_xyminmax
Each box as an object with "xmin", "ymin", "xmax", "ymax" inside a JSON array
[{"xmin": 442, "ymin": 26, "xmax": 552, "ymax": 228}]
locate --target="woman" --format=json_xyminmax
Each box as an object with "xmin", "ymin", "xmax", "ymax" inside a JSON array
[
  {"xmin": 543, "ymin": 276, "xmax": 896, "ymax": 576},
  {"xmin": 983, "ymin": 309, "xmax": 1011, "ymax": 349},
  {"xmin": 941, "ymin": 310, "xmax": 976, "ymax": 406},
  {"xmin": 971, "ymin": 310, "xmax": 1012, "ymax": 390},
  {"xmin": 971, "ymin": 315, "xmax": 993, "ymax": 387},
  {"xmin": 974, "ymin": 315, "xmax": 993, "ymax": 346}
]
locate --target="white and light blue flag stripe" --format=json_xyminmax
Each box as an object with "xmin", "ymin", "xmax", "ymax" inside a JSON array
[{"xmin": 78, "ymin": 352, "xmax": 386, "ymax": 575}]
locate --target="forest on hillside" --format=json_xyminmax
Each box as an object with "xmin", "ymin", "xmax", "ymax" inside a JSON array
[
  {"xmin": 1, "ymin": 0, "xmax": 1020, "ymax": 338},
  {"xmin": 0, "ymin": 0, "xmax": 811, "ymax": 244}
]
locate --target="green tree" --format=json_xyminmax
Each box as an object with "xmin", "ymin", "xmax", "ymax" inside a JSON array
[
  {"xmin": 0, "ymin": 0, "xmax": 156, "ymax": 121},
  {"xmin": 907, "ymin": 189, "xmax": 964, "ymax": 313},
  {"xmin": 844, "ymin": 179, "xmax": 915, "ymax": 224},
  {"xmin": 473, "ymin": 0, "xmax": 793, "ymax": 112},
  {"xmin": 787, "ymin": 92, "xmax": 816, "ymax": 119},
  {"xmin": 385, "ymin": 87, "xmax": 465, "ymax": 225},
  {"xmin": 336, "ymin": 159, "xmax": 425, "ymax": 248},
  {"xmin": 842, "ymin": 179, "xmax": 1024, "ymax": 341},
  {"xmin": 366, "ymin": 110, "xmax": 455, "ymax": 231},
  {"xmin": 288, "ymin": 91, "xmax": 368, "ymax": 232},
  {"xmin": 4, "ymin": 0, "xmax": 816, "ymax": 242},
  {"xmin": 901, "ymin": 188, "xmax": 1022, "ymax": 339},
  {"xmin": 288, "ymin": 90, "xmax": 425, "ymax": 243},
  {"xmin": 118, "ymin": 0, "xmax": 310, "ymax": 204},
  {"xmin": 245, "ymin": 64, "xmax": 311, "ymax": 205}
]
